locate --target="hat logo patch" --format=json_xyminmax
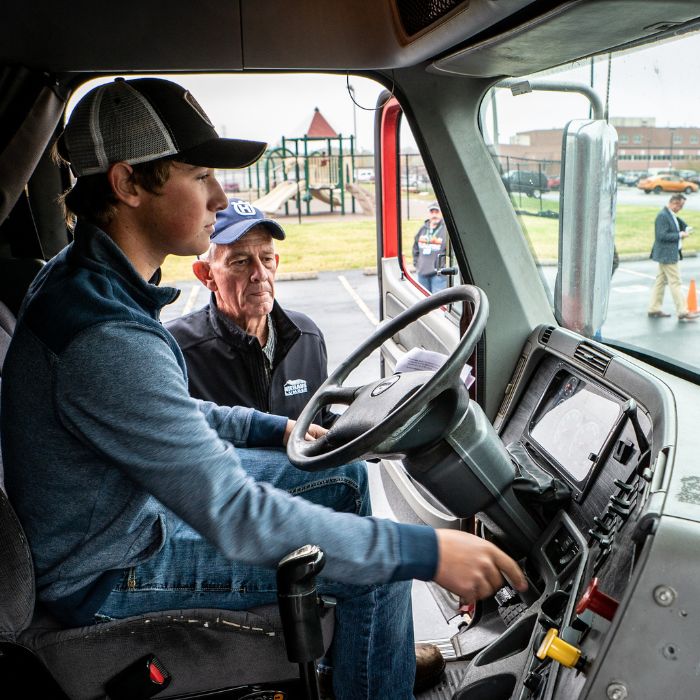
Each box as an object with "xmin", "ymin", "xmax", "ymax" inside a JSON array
[
  {"xmin": 232, "ymin": 201, "xmax": 257, "ymax": 217},
  {"xmin": 182, "ymin": 91, "xmax": 214, "ymax": 127},
  {"xmin": 284, "ymin": 379, "xmax": 308, "ymax": 396}
]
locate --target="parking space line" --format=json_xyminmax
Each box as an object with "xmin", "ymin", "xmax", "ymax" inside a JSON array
[
  {"xmin": 618, "ymin": 267, "xmax": 655, "ymax": 281},
  {"xmin": 182, "ymin": 284, "xmax": 202, "ymax": 315},
  {"xmin": 337, "ymin": 274, "xmax": 379, "ymax": 327}
]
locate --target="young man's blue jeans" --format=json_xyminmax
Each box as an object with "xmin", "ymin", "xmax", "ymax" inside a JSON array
[{"xmin": 95, "ymin": 448, "xmax": 416, "ymax": 699}]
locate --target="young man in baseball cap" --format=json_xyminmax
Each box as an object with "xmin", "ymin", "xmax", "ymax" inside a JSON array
[{"xmin": 2, "ymin": 77, "xmax": 525, "ymax": 699}]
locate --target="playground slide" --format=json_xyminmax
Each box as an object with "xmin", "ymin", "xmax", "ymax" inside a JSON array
[
  {"xmin": 252, "ymin": 180, "xmax": 305, "ymax": 215},
  {"xmin": 308, "ymin": 186, "xmax": 342, "ymax": 207},
  {"xmin": 345, "ymin": 183, "xmax": 375, "ymax": 216}
]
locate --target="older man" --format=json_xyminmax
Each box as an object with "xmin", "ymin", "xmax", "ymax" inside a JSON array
[
  {"xmin": 168, "ymin": 198, "xmax": 335, "ymax": 426},
  {"xmin": 647, "ymin": 193, "xmax": 698, "ymax": 322}
]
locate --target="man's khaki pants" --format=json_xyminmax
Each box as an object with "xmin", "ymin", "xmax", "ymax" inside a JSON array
[{"xmin": 648, "ymin": 262, "xmax": 687, "ymax": 317}]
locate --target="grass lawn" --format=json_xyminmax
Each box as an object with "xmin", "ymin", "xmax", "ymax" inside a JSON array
[
  {"xmin": 160, "ymin": 199, "xmax": 700, "ymax": 283},
  {"xmin": 519, "ymin": 201, "xmax": 700, "ymax": 260}
]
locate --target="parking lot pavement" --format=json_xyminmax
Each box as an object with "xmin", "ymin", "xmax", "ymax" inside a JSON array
[{"xmin": 540, "ymin": 256, "xmax": 700, "ymax": 365}]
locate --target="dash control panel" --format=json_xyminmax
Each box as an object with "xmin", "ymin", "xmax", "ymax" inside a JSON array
[{"xmin": 544, "ymin": 526, "xmax": 580, "ymax": 573}]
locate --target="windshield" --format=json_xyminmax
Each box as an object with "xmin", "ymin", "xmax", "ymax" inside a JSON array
[{"xmin": 481, "ymin": 30, "xmax": 700, "ymax": 373}]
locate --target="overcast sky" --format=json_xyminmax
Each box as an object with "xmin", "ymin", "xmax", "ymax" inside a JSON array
[{"xmin": 70, "ymin": 31, "xmax": 699, "ymax": 153}]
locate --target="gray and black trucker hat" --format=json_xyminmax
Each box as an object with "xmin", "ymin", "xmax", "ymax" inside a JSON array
[{"xmin": 57, "ymin": 77, "xmax": 267, "ymax": 177}]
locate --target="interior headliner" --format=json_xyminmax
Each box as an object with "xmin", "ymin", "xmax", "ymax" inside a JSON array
[{"xmin": 1, "ymin": 0, "xmax": 698, "ymax": 79}]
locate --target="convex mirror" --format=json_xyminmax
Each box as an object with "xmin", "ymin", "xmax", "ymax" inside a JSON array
[{"xmin": 555, "ymin": 119, "xmax": 618, "ymax": 338}]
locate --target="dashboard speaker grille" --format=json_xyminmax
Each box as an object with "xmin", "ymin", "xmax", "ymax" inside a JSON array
[
  {"xmin": 574, "ymin": 341, "xmax": 612, "ymax": 375},
  {"xmin": 396, "ymin": 0, "xmax": 466, "ymax": 36}
]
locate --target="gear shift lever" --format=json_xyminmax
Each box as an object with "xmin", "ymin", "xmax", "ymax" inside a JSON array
[{"xmin": 277, "ymin": 544, "xmax": 326, "ymax": 700}]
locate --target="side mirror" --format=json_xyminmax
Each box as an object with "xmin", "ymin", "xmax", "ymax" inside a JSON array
[{"xmin": 555, "ymin": 119, "xmax": 618, "ymax": 337}]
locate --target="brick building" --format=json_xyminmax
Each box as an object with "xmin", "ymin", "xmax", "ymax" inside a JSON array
[{"xmin": 496, "ymin": 118, "xmax": 700, "ymax": 174}]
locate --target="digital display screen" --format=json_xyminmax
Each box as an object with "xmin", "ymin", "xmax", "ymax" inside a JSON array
[{"xmin": 529, "ymin": 371, "xmax": 621, "ymax": 483}]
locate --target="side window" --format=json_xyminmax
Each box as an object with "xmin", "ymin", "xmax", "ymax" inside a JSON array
[{"xmin": 397, "ymin": 119, "xmax": 456, "ymax": 295}]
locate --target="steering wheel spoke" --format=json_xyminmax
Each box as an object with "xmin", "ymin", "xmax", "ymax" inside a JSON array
[{"xmin": 317, "ymin": 383, "xmax": 361, "ymax": 407}]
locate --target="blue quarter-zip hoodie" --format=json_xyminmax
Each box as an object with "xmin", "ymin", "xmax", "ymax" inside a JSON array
[{"xmin": 1, "ymin": 221, "xmax": 436, "ymax": 625}]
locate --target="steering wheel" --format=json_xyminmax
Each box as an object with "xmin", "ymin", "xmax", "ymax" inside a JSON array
[{"xmin": 287, "ymin": 284, "xmax": 488, "ymax": 471}]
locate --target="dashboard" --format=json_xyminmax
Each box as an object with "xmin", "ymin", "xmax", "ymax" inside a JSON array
[{"xmin": 441, "ymin": 325, "xmax": 672, "ymax": 699}]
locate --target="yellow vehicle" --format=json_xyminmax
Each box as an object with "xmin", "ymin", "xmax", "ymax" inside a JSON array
[{"xmin": 637, "ymin": 174, "xmax": 699, "ymax": 194}]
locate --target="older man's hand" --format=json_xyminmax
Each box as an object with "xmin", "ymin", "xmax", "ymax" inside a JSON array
[{"xmin": 283, "ymin": 420, "xmax": 328, "ymax": 445}]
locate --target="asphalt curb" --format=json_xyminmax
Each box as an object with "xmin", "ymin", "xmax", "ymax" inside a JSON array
[
  {"xmin": 539, "ymin": 251, "xmax": 697, "ymax": 266},
  {"xmin": 276, "ymin": 271, "xmax": 318, "ymax": 281},
  {"xmin": 276, "ymin": 268, "xmax": 379, "ymax": 281},
  {"xmin": 276, "ymin": 253, "xmax": 698, "ymax": 279}
]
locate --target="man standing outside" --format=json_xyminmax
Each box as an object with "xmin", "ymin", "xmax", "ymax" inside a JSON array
[
  {"xmin": 167, "ymin": 199, "xmax": 335, "ymax": 427},
  {"xmin": 1, "ymin": 77, "xmax": 525, "ymax": 700},
  {"xmin": 412, "ymin": 201, "xmax": 448, "ymax": 293},
  {"xmin": 648, "ymin": 193, "xmax": 697, "ymax": 322}
]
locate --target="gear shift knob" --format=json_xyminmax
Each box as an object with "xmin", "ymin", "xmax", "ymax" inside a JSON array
[{"xmin": 277, "ymin": 544, "xmax": 326, "ymax": 663}]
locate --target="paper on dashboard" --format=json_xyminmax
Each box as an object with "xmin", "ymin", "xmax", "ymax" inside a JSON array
[{"xmin": 394, "ymin": 347, "xmax": 475, "ymax": 388}]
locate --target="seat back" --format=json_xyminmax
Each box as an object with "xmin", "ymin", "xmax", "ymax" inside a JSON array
[
  {"xmin": 0, "ymin": 486, "xmax": 35, "ymax": 641},
  {"xmin": 0, "ymin": 299, "xmax": 15, "ymax": 377},
  {"xmin": 0, "ymin": 298, "xmax": 37, "ymax": 640}
]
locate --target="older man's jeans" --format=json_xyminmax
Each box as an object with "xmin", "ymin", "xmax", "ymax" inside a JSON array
[{"xmin": 95, "ymin": 448, "xmax": 416, "ymax": 700}]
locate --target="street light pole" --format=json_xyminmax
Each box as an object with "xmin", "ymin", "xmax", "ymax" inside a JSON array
[
  {"xmin": 669, "ymin": 128, "xmax": 675, "ymax": 169},
  {"xmin": 348, "ymin": 83, "xmax": 358, "ymax": 146}
]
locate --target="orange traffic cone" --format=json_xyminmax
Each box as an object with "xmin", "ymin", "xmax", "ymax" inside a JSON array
[{"xmin": 688, "ymin": 278, "xmax": 698, "ymax": 314}]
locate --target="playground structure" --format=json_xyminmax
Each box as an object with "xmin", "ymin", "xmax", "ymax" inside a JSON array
[{"xmin": 238, "ymin": 110, "xmax": 376, "ymax": 218}]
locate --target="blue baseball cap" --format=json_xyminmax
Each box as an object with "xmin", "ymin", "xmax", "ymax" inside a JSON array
[{"xmin": 211, "ymin": 198, "xmax": 286, "ymax": 244}]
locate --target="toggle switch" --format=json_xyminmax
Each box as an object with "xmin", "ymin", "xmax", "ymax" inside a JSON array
[
  {"xmin": 536, "ymin": 628, "xmax": 587, "ymax": 671},
  {"xmin": 575, "ymin": 578, "xmax": 619, "ymax": 621}
]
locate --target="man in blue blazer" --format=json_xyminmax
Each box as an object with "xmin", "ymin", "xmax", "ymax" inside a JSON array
[{"xmin": 647, "ymin": 193, "xmax": 697, "ymax": 322}]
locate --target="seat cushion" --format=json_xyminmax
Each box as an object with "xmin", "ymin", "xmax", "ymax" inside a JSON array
[{"xmin": 20, "ymin": 604, "xmax": 335, "ymax": 699}]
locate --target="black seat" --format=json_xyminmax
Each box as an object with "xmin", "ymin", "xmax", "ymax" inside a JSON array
[{"xmin": 0, "ymin": 297, "xmax": 333, "ymax": 698}]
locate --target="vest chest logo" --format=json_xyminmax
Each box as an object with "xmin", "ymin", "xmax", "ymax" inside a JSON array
[{"xmin": 284, "ymin": 378, "xmax": 308, "ymax": 396}]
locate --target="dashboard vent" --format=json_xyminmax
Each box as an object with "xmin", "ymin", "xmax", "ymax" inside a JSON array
[
  {"xmin": 396, "ymin": 0, "xmax": 466, "ymax": 36},
  {"xmin": 539, "ymin": 326, "xmax": 554, "ymax": 345},
  {"xmin": 496, "ymin": 354, "xmax": 526, "ymax": 422},
  {"xmin": 574, "ymin": 342, "xmax": 612, "ymax": 375}
]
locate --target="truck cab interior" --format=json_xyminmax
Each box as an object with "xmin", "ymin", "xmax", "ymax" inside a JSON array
[{"xmin": 2, "ymin": 2, "xmax": 700, "ymax": 699}]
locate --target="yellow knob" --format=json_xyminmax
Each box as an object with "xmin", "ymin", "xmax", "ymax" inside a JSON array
[{"xmin": 536, "ymin": 628, "xmax": 583, "ymax": 669}]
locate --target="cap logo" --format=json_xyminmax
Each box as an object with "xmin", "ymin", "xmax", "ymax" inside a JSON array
[
  {"xmin": 182, "ymin": 90, "xmax": 214, "ymax": 128},
  {"xmin": 232, "ymin": 201, "xmax": 257, "ymax": 217}
]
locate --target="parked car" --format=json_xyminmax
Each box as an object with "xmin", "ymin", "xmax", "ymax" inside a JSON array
[
  {"xmin": 618, "ymin": 170, "xmax": 647, "ymax": 186},
  {"xmin": 220, "ymin": 181, "xmax": 241, "ymax": 193},
  {"xmin": 547, "ymin": 174, "xmax": 560, "ymax": 190},
  {"xmin": 637, "ymin": 174, "xmax": 699, "ymax": 194},
  {"xmin": 355, "ymin": 168, "xmax": 375, "ymax": 182},
  {"xmin": 501, "ymin": 169, "xmax": 549, "ymax": 198}
]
